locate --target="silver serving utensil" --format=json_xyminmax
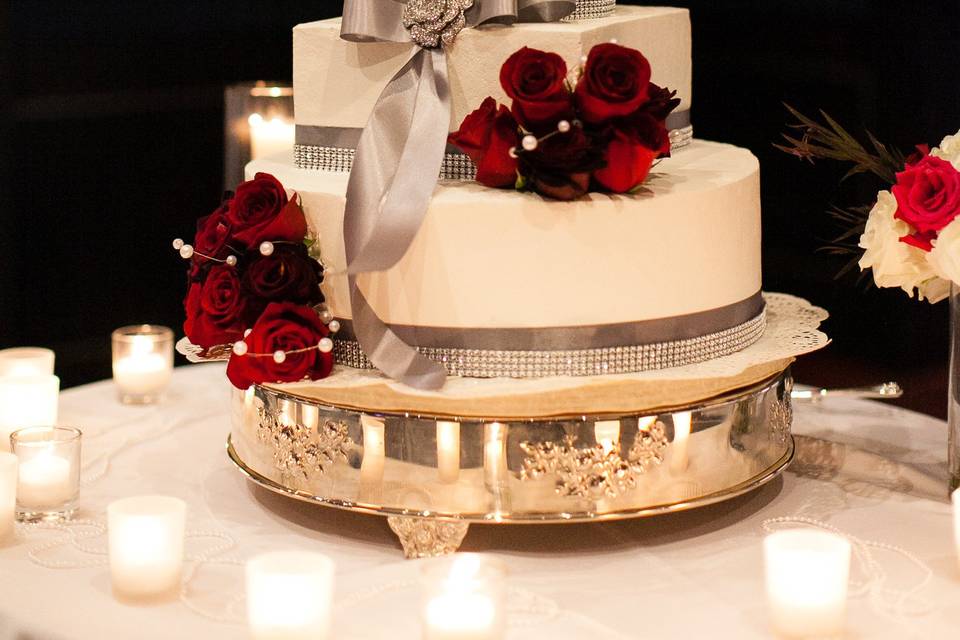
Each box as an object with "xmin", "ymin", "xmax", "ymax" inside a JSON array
[{"xmin": 791, "ymin": 382, "xmax": 903, "ymax": 403}]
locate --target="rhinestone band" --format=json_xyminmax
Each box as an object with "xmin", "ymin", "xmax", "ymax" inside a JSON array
[
  {"xmin": 295, "ymin": 124, "xmax": 694, "ymax": 177},
  {"xmin": 333, "ymin": 309, "xmax": 766, "ymax": 378},
  {"xmin": 564, "ymin": 0, "xmax": 617, "ymax": 21}
]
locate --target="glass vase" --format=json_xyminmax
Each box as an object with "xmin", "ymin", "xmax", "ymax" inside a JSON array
[{"xmin": 950, "ymin": 284, "xmax": 960, "ymax": 492}]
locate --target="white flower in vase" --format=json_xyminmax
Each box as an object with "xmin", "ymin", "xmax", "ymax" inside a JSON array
[
  {"xmin": 928, "ymin": 217, "xmax": 960, "ymax": 298},
  {"xmin": 932, "ymin": 130, "xmax": 960, "ymax": 170},
  {"xmin": 859, "ymin": 190, "xmax": 946, "ymax": 301}
]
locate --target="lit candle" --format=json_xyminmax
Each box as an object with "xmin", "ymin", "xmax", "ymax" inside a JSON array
[
  {"xmin": 246, "ymin": 551, "xmax": 335, "ymax": 640},
  {"xmin": 670, "ymin": 411, "xmax": 692, "ymax": 473},
  {"xmin": 17, "ymin": 449, "xmax": 73, "ymax": 510},
  {"xmin": 360, "ymin": 415, "xmax": 386, "ymax": 485},
  {"xmin": 248, "ymin": 113, "xmax": 295, "ymax": 160},
  {"xmin": 0, "ymin": 348, "xmax": 55, "ymax": 377},
  {"xmin": 594, "ymin": 420, "xmax": 621, "ymax": 454},
  {"xmin": 0, "ymin": 375, "xmax": 60, "ymax": 451},
  {"xmin": 0, "ymin": 453, "xmax": 16, "ymax": 540},
  {"xmin": 764, "ymin": 529, "xmax": 852, "ymax": 639},
  {"xmin": 108, "ymin": 496, "xmax": 187, "ymax": 601},
  {"xmin": 10, "ymin": 427, "xmax": 81, "ymax": 521},
  {"xmin": 437, "ymin": 421, "xmax": 460, "ymax": 483},
  {"xmin": 112, "ymin": 326, "xmax": 174, "ymax": 404},
  {"xmin": 421, "ymin": 554, "xmax": 506, "ymax": 640}
]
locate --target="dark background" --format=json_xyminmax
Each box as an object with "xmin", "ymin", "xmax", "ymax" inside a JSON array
[{"xmin": 2, "ymin": 1, "xmax": 958, "ymax": 416}]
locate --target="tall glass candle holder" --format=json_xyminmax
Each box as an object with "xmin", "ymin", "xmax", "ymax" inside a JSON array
[
  {"xmin": 0, "ymin": 347, "xmax": 55, "ymax": 377},
  {"xmin": 112, "ymin": 325, "xmax": 174, "ymax": 405},
  {"xmin": 764, "ymin": 529, "xmax": 852, "ymax": 639},
  {"xmin": 108, "ymin": 495, "xmax": 187, "ymax": 602},
  {"xmin": 0, "ymin": 452, "xmax": 17, "ymax": 540},
  {"xmin": 246, "ymin": 551, "xmax": 335, "ymax": 640},
  {"xmin": 421, "ymin": 554, "xmax": 506, "ymax": 640},
  {"xmin": 224, "ymin": 82, "xmax": 294, "ymax": 190},
  {"xmin": 0, "ymin": 374, "xmax": 60, "ymax": 451},
  {"xmin": 10, "ymin": 426, "xmax": 81, "ymax": 522}
]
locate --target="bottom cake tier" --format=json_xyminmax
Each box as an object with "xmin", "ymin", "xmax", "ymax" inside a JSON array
[{"xmin": 228, "ymin": 368, "xmax": 794, "ymax": 557}]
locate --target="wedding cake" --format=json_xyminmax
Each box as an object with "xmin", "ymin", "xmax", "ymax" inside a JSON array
[{"xmin": 243, "ymin": 2, "xmax": 764, "ymax": 390}]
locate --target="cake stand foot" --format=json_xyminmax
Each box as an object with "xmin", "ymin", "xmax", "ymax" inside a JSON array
[{"xmin": 387, "ymin": 516, "xmax": 470, "ymax": 559}]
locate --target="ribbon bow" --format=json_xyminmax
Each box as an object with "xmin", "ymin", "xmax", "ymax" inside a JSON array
[{"xmin": 340, "ymin": 0, "xmax": 577, "ymax": 390}]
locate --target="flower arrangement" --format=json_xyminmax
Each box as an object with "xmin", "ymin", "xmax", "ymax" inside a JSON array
[
  {"xmin": 175, "ymin": 172, "xmax": 335, "ymax": 388},
  {"xmin": 448, "ymin": 42, "xmax": 680, "ymax": 201},
  {"xmin": 778, "ymin": 107, "xmax": 960, "ymax": 302}
]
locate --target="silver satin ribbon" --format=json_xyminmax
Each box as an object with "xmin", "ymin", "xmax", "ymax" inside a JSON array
[{"xmin": 340, "ymin": 0, "xmax": 578, "ymax": 390}]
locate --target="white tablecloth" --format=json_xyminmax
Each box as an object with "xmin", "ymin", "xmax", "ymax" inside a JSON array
[{"xmin": 1, "ymin": 363, "xmax": 957, "ymax": 639}]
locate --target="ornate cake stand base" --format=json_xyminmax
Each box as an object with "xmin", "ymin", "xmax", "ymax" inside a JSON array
[{"xmin": 227, "ymin": 368, "xmax": 795, "ymax": 557}]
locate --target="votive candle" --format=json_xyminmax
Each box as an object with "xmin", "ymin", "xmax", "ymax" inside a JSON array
[
  {"xmin": 246, "ymin": 551, "xmax": 335, "ymax": 640},
  {"xmin": 764, "ymin": 529, "xmax": 852, "ymax": 639},
  {"xmin": 10, "ymin": 426, "xmax": 80, "ymax": 521},
  {"xmin": 0, "ymin": 375, "xmax": 60, "ymax": 452},
  {"xmin": 0, "ymin": 348, "xmax": 55, "ymax": 377},
  {"xmin": 421, "ymin": 554, "xmax": 506, "ymax": 640},
  {"xmin": 112, "ymin": 325, "xmax": 174, "ymax": 405},
  {"xmin": 108, "ymin": 495, "xmax": 187, "ymax": 601},
  {"xmin": 248, "ymin": 113, "xmax": 295, "ymax": 160},
  {"xmin": 436, "ymin": 421, "xmax": 460, "ymax": 483},
  {"xmin": 0, "ymin": 453, "xmax": 17, "ymax": 540}
]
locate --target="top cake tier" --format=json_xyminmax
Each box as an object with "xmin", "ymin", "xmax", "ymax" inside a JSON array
[{"xmin": 294, "ymin": 5, "xmax": 692, "ymax": 133}]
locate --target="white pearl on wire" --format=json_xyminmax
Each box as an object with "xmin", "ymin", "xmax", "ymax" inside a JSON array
[
  {"xmin": 273, "ymin": 350, "xmax": 286, "ymax": 364},
  {"xmin": 609, "ymin": 38, "xmax": 619, "ymax": 44},
  {"xmin": 225, "ymin": 255, "xmax": 238, "ymax": 267},
  {"xmin": 232, "ymin": 341, "xmax": 248, "ymax": 356},
  {"xmin": 328, "ymin": 320, "xmax": 341, "ymax": 334},
  {"xmin": 522, "ymin": 135, "xmax": 538, "ymax": 152},
  {"xmin": 259, "ymin": 241, "xmax": 275, "ymax": 257},
  {"xmin": 179, "ymin": 244, "xmax": 195, "ymax": 259},
  {"xmin": 558, "ymin": 120, "xmax": 571, "ymax": 133},
  {"xmin": 508, "ymin": 146, "xmax": 518, "ymax": 159},
  {"xmin": 318, "ymin": 338, "xmax": 334, "ymax": 354},
  {"xmin": 172, "ymin": 238, "xmax": 184, "ymax": 250},
  {"xmin": 243, "ymin": 328, "xmax": 253, "ymax": 338},
  {"xmin": 320, "ymin": 309, "xmax": 333, "ymax": 324},
  {"xmin": 580, "ymin": 55, "xmax": 588, "ymax": 64}
]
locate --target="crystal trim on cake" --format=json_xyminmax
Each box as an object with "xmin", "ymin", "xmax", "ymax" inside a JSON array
[
  {"xmin": 565, "ymin": 0, "xmax": 617, "ymax": 21},
  {"xmin": 294, "ymin": 125, "xmax": 693, "ymax": 176},
  {"xmin": 331, "ymin": 307, "xmax": 765, "ymax": 378}
]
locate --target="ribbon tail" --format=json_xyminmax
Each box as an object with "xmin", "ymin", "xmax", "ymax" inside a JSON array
[{"xmin": 342, "ymin": 48, "xmax": 450, "ymax": 390}]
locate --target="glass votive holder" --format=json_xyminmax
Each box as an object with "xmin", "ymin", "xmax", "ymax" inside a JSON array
[
  {"xmin": 0, "ymin": 453, "xmax": 17, "ymax": 541},
  {"xmin": 10, "ymin": 426, "xmax": 81, "ymax": 522},
  {"xmin": 108, "ymin": 495, "xmax": 187, "ymax": 602},
  {"xmin": 764, "ymin": 529, "xmax": 852, "ymax": 639},
  {"xmin": 0, "ymin": 347, "xmax": 55, "ymax": 377},
  {"xmin": 0, "ymin": 374, "xmax": 60, "ymax": 452},
  {"xmin": 246, "ymin": 551, "xmax": 336, "ymax": 640},
  {"xmin": 111, "ymin": 325, "xmax": 174, "ymax": 405},
  {"xmin": 420, "ymin": 554, "xmax": 507, "ymax": 640}
]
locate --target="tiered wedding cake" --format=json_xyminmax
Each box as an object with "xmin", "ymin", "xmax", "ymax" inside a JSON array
[{"xmin": 247, "ymin": 3, "xmax": 764, "ymax": 387}]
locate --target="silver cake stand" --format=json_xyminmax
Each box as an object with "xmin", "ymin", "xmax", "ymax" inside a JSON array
[{"xmin": 226, "ymin": 367, "xmax": 794, "ymax": 558}]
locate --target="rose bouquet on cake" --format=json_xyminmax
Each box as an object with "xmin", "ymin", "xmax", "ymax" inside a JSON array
[
  {"xmin": 174, "ymin": 172, "xmax": 336, "ymax": 388},
  {"xmin": 449, "ymin": 42, "xmax": 680, "ymax": 201},
  {"xmin": 778, "ymin": 107, "xmax": 960, "ymax": 302}
]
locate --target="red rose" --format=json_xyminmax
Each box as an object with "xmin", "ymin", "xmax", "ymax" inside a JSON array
[
  {"xmin": 449, "ymin": 97, "xmax": 520, "ymax": 188},
  {"xmin": 500, "ymin": 47, "xmax": 573, "ymax": 132},
  {"xmin": 593, "ymin": 114, "xmax": 664, "ymax": 193},
  {"xmin": 190, "ymin": 202, "xmax": 233, "ymax": 279},
  {"xmin": 183, "ymin": 265, "xmax": 247, "ymax": 349},
  {"xmin": 893, "ymin": 155, "xmax": 960, "ymax": 244},
  {"xmin": 241, "ymin": 244, "xmax": 324, "ymax": 321},
  {"xmin": 226, "ymin": 302, "xmax": 333, "ymax": 389},
  {"xmin": 517, "ymin": 125, "xmax": 604, "ymax": 200},
  {"xmin": 226, "ymin": 173, "xmax": 307, "ymax": 248},
  {"xmin": 575, "ymin": 43, "xmax": 652, "ymax": 124}
]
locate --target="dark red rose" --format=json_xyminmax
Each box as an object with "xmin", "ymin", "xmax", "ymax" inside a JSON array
[
  {"xmin": 241, "ymin": 244, "xmax": 324, "ymax": 322},
  {"xmin": 892, "ymin": 155, "xmax": 960, "ymax": 244},
  {"xmin": 183, "ymin": 265, "xmax": 248, "ymax": 349},
  {"xmin": 226, "ymin": 173, "xmax": 307, "ymax": 248},
  {"xmin": 593, "ymin": 118, "xmax": 660, "ymax": 193},
  {"xmin": 499, "ymin": 47, "xmax": 573, "ymax": 132},
  {"xmin": 189, "ymin": 202, "xmax": 233, "ymax": 279},
  {"xmin": 226, "ymin": 302, "xmax": 333, "ymax": 389},
  {"xmin": 638, "ymin": 83, "xmax": 681, "ymax": 125},
  {"xmin": 575, "ymin": 43, "xmax": 652, "ymax": 124},
  {"xmin": 517, "ymin": 125, "xmax": 605, "ymax": 201},
  {"xmin": 449, "ymin": 97, "xmax": 520, "ymax": 188}
]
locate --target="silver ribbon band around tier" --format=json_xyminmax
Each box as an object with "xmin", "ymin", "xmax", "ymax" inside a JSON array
[
  {"xmin": 331, "ymin": 293, "xmax": 766, "ymax": 378},
  {"xmin": 294, "ymin": 112, "xmax": 693, "ymax": 177}
]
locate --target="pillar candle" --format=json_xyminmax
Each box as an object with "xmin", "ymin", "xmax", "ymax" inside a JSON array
[
  {"xmin": 108, "ymin": 496, "xmax": 187, "ymax": 601},
  {"xmin": 246, "ymin": 551, "xmax": 335, "ymax": 640},
  {"xmin": 0, "ymin": 375, "xmax": 60, "ymax": 452},
  {"xmin": 0, "ymin": 348, "xmax": 55, "ymax": 377}
]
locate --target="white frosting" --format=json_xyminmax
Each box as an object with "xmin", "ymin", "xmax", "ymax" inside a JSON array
[
  {"xmin": 247, "ymin": 139, "xmax": 761, "ymax": 330},
  {"xmin": 294, "ymin": 6, "xmax": 692, "ymax": 132}
]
